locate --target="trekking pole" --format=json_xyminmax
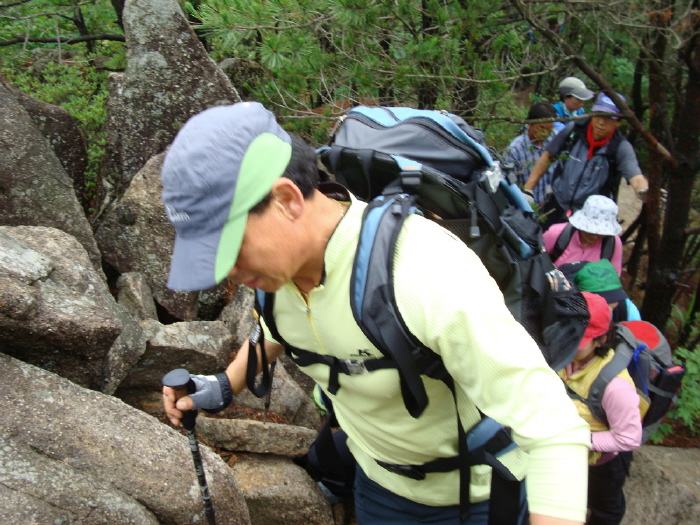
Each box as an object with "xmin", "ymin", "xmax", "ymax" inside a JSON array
[{"xmin": 162, "ymin": 368, "xmax": 217, "ymax": 525}]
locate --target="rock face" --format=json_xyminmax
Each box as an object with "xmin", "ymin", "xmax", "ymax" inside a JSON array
[
  {"xmin": 0, "ymin": 226, "xmax": 133, "ymax": 392},
  {"xmin": 106, "ymin": 0, "xmax": 241, "ymax": 198},
  {"xmin": 232, "ymin": 454, "xmax": 334, "ymax": 525},
  {"xmin": 197, "ymin": 418, "xmax": 318, "ymax": 458},
  {"xmin": 236, "ymin": 360, "xmax": 322, "ymax": 431},
  {"xmin": 0, "ymin": 435, "xmax": 161, "ymax": 525},
  {"xmin": 623, "ymin": 445, "xmax": 700, "ymax": 525},
  {"xmin": 0, "ymin": 81, "xmax": 102, "ymax": 272},
  {"xmin": 0, "ymin": 75, "xmax": 89, "ymax": 212},
  {"xmin": 95, "ymin": 152, "xmax": 204, "ymax": 321},
  {"xmin": 117, "ymin": 319, "xmax": 233, "ymax": 392},
  {"xmin": 0, "ymin": 354, "xmax": 249, "ymax": 525},
  {"xmin": 0, "ymin": 353, "xmax": 251, "ymax": 525}
]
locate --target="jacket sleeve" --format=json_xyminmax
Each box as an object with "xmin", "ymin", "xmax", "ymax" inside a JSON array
[
  {"xmin": 394, "ymin": 216, "xmax": 590, "ymax": 522},
  {"xmin": 593, "ymin": 377, "xmax": 643, "ymax": 452}
]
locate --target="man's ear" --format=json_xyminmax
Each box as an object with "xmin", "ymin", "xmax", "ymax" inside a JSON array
[{"xmin": 270, "ymin": 178, "xmax": 304, "ymax": 220}]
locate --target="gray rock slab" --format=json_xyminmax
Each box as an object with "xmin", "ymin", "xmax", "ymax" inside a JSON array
[
  {"xmin": 0, "ymin": 75, "xmax": 89, "ymax": 212},
  {"xmin": 0, "ymin": 80, "xmax": 102, "ymax": 272},
  {"xmin": 197, "ymin": 417, "xmax": 318, "ymax": 457},
  {"xmin": 623, "ymin": 445, "xmax": 700, "ymax": 525},
  {"xmin": 218, "ymin": 284, "xmax": 256, "ymax": 351},
  {"xmin": 0, "ymin": 435, "xmax": 160, "ymax": 525},
  {"xmin": 0, "ymin": 226, "xmax": 121, "ymax": 390},
  {"xmin": 117, "ymin": 271, "xmax": 159, "ymax": 321},
  {"xmin": 237, "ymin": 360, "xmax": 322, "ymax": 431},
  {"xmin": 95, "ymin": 152, "xmax": 201, "ymax": 321},
  {"xmin": 106, "ymin": 0, "xmax": 240, "ymax": 197},
  {"xmin": 0, "ymin": 353, "xmax": 251, "ymax": 525},
  {"xmin": 232, "ymin": 454, "xmax": 334, "ymax": 525},
  {"xmin": 118, "ymin": 319, "xmax": 232, "ymax": 391},
  {"xmin": 102, "ymin": 301, "xmax": 148, "ymax": 395}
]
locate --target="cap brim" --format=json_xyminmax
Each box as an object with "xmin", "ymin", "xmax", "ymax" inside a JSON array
[
  {"xmin": 578, "ymin": 334, "xmax": 595, "ymax": 350},
  {"xmin": 591, "ymin": 104, "xmax": 620, "ymax": 115},
  {"xmin": 572, "ymin": 89, "xmax": 594, "ymax": 101},
  {"xmin": 167, "ymin": 225, "xmax": 229, "ymax": 291},
  {"xmin": 597, "ymin": 288, "xmax": 627, "ymax": 304}
]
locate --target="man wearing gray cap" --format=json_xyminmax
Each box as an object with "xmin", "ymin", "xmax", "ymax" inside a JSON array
[
  {"xmin": 525, "ymin": 91, "xmax": 648, "ymax": 230},
  {"xmin": 551, "ymin": 77, "xmax": 594, "ymax": 133},
  {"xmin": 161, "ymin": 102, "xmax": 590, "ymax": 525}
]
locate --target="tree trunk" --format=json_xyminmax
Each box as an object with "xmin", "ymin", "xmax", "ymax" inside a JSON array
[{"xmin": 642, "ymin": 26, "xmax": 700, "ymax": 327}]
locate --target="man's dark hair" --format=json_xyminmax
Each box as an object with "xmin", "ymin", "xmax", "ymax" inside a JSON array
[
  {"xmin": 528, "ymin": 102, "xmax": 557, "ymax": 120},
  {"xmin": 250, "ymin": 134, "xmax": 320, "ymax": 213}
]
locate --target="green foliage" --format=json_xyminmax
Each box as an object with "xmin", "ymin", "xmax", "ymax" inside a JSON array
[
  {"xmin": 650, "ymin": 346, "xmax": 700, "ymax": 443},
  {"xmin": 1, "ymin": 58, "xmax": 111, "ymax": 202}
]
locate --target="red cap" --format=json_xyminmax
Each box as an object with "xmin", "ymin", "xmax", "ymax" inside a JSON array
[{"xmin": 579, "ymin": 292, "xmax": 612, "ymax": 349}]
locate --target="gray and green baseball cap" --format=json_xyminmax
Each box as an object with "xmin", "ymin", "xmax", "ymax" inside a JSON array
[{"xmin": 162, "ymin": 102, "xmax": 292, "ymax": 291}]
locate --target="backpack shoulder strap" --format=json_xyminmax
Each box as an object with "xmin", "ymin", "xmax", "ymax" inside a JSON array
[
  {"xmin": 600, "ymin": 131, "xmax": 624, "ymax": 201},
  {"xmin": 550, "ymin": 223, "xmax": 575, "ymax": 262},
  {"xmin": 245, "ymin": 291, "xmax": 280, "ymax": 399},
  {"xmin": 350, "ymin": 192, "xmax": 447, "ymax": 418},
  {"xmin": 586, "ymin": 327, "xmax": 635, "ymax": 424},
  {"xmin": 601, "ymin": 235, "xmax": 616, "ymax": 261}
]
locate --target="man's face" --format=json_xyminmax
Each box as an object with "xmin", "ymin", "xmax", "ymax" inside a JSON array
[
  {"xmin": 528, "ymin": 121, "xmax": 553, "ymax": 145},
  {"xmin": 226, "ymin": 198, "xmax": 302, "ymax": 293},
  {"xmin": 590, "ymin": 116, "xmax": 621, "ymax": 142},
  {"xmin": 564, "ymin": 96, "xmax": 585, "ymax": 113}
]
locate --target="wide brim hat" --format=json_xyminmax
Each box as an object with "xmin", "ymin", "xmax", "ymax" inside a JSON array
[
  {"xmin": 579, "ymin": 292, "xmax": 612, "ymax": 349},
  {"xmin": 162, "ymin": 102, "xmax": 292, "ymax": 291},
  {"xmin": 569, "ymin": 195, "xmax": 622, "ymax": 236}
]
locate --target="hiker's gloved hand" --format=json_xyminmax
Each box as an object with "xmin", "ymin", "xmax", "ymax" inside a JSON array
[
  {"xmin": 636, "ymin": 188, "xmax": 648, "ymax": 203},
  {"xmin": 522, "ymin": 188, "xmax": 535, "ymax": 205},
  {"xmin": 189, "ymin": 373, "xmax": 235, "ymax": 413}
]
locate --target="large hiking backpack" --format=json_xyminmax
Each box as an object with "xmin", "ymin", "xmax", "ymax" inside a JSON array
[
  {"xmin": 549, "ymin": 222, "xmax": 616, "ymax": 264},
  {"xmin": 567, "ymin": 321, "xmax": 685, "ymax": 442},
  {"xmin": 320, "ymin": 106, "xmax": 589, "ymax": 371}
]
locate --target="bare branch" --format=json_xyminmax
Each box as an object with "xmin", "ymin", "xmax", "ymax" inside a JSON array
[{"xmin": 0, "ymin": 33, "xmax": 125, "ymax": 47}]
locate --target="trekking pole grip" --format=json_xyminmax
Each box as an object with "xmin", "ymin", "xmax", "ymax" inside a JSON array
[{"xmin": 162, "ymin": 368, "xmax": 198, "ymax": 431}]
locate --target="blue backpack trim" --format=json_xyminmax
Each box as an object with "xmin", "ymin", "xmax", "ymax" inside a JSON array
[{"xmin": 347, "ymin": 106, "xmax": 494, "ymax": 166}]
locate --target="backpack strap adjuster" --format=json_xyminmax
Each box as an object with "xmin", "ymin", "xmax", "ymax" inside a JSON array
[
  {"xmin": 375, "ymin": 460, "xmax": 427, "ymax": 481},
  {"xmin": 338, "ymin": 359, "xmax": 369, "ymax": 375}
]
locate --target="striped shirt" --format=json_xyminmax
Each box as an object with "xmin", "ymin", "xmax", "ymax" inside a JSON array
[{"xmin": 504, "ymin": 131, "xmax": 557, "ymax": 205}]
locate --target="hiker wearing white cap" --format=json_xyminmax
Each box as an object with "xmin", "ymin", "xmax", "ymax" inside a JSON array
[
  {"xmin": 524, "ymin": 91, "xmax": 648, "ymax": 230},
  {"xmin": 161, "ymin": 102, "xmax": 590, "ymax": 525},
  {"xmin": 552, "ymin": 77, "xmax": 594, "ymax": 133},
  {"xmin": 543, "ymin": 195, "xmax": 624, "ymax": 275}
]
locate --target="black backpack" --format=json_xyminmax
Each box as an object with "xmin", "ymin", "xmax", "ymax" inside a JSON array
[
  {"xmin": 549, "ymin": 222, "xmax": 616, "ymax": 263},
  {"xmin": 319, "ymin": 106, "xmax": 589, "ymax": 371},
  {"xmin": 247, "ymin": 106, "xmax": 590, "ymax": 524},
  {"xmin": 551, "ymin": 117, "xmax": 624, "ymax": 202}
]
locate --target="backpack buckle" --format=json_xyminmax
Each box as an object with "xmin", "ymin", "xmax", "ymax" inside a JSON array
[
  {"xmin": 340, "ymin": 359, "xmax": 368, "ymax": 375},
  {"xmin": 376, "ymin": 460, "xmax": 426, "ymax": 480}
]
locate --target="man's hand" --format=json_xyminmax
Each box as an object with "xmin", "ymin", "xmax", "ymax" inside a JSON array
[
  {"xmin": 162, "ymin": 373, "xmax": 234, "ymax": 427},
  {"xmin": 522, "ymin": 188, "xmax": 536, "ymax": 205}
]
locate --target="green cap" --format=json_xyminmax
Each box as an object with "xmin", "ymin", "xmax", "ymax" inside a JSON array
[{"xmin": 573, "ymin": 259, "xmax": 627, "ymax": 304}]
